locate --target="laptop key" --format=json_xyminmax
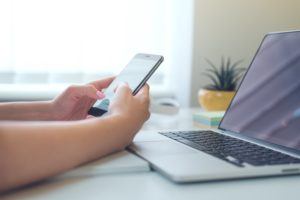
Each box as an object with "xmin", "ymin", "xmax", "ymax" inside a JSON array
[{"xmin": 159, "ymin": 130, "xmax": 300, "ymax": 167}]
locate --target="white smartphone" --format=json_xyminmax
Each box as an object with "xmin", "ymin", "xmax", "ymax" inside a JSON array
[{"xmin": 88, "ymin": 53, "xmax": 164, "ymax": 117}]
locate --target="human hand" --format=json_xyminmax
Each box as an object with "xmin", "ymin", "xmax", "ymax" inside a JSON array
[
  {"xmin": 108, "ymin": 83, "xmax": 151, "ymax": 135},
  {"xmin": 51, "ymin": 77, "xmax": 114, "ymax": 120}
]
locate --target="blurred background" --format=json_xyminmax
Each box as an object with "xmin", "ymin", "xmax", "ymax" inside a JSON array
[{"xmin": 0, "ymin": 0, "xmax": 300, "ymax": 107}]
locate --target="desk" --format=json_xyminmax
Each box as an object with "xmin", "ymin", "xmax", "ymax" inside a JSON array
[{"xmin": 2, "ymin": 108, "xmax": 300, "ymax": 200}]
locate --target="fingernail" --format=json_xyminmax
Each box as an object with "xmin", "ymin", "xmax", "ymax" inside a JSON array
[
  {"xmin": 120, "ymin": 81, "xmax": 129, "ymax": 85},
  {"xmin": 96, "ymin": 91, "xmax": 105, "ymax": 99}
]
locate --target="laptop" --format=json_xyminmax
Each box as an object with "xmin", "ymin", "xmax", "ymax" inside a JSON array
[{"xmin": 129, "ymin": 31, "xmax": 300, "ymax": 182}]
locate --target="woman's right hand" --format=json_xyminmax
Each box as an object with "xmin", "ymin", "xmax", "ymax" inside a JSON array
[{"xmin": 108, "ymin": 83, "xmax": 151, "ymax": 135}]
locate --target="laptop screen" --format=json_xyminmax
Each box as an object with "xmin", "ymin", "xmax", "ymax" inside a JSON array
[{"xmin": 219, "ymin": 31, "xmax": 300, "ymax": 151}]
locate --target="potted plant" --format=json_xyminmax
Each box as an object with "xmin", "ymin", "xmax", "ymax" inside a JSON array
[{"xmin": 198, "ymin": 57, "xmax": 245, "ymax": 111}]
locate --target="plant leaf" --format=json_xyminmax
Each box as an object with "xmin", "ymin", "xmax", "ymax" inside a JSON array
[
  {"xmin": 204, "ymin": 58, "xmax": 218, "ymax": 72},
  {"xmin": 203, "ymin": 57, "xmax": 245, "ymax": 91},
  {"xmin": 205, "ymin": 84, "xmax": 220, "ymax": 90},
  {"xmin": 203, "ymin": 72, "xmax": 220, "ymax": 88},
  {"xmin": 230, "ymin": 59, "xmax": 244, "ymax": 71}
]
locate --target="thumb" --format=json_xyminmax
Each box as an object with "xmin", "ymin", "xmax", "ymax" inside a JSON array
[
  {"xmin": 69, "ymin": 84, "xmax": 105, "ymax": 100},
  {"xmin": 114, "ymin": 82, "xmax": 132, "ymax": 99}
]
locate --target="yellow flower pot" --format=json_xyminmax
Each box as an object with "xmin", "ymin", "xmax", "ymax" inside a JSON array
[{"xmin": 198, "ymin": 89, "xmax": 235, "ymax": 111}]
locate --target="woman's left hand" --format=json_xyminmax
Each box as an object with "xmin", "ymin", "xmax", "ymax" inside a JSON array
[{"xmin": 51, "ymin": 77, "xmax": 114, "ymax": 120}]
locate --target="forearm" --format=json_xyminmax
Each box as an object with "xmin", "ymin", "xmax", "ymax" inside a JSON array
[
  {"xmin": 0, "ymin": 101, "xmax": 55, "ymax": 121},
  {"xmin": 0, "ymin": 116, "xmax": 134, "ymax": 192}
]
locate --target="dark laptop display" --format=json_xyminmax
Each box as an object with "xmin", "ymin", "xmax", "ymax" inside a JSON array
[{"xmin": 220, "ymin": 31, "xmax": 300, "ymax": 151}]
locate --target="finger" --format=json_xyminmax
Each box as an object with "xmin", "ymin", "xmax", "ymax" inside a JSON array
[
  {"xmin": 114, "ymin": 82, "xmax": 132, "ymax": 99},
  {"xmin": 135, "ymin": 84, "xmax": 150, "ymax": 106},
  {"xmin": 135, "ymin": 84, "xmax": 150, "ymax": 98},
  {"xmin": 71, "ymin": 84, "xmax": 105, "ymax": 100},
  {"xmin": 86, "ymin": 115, "xmax": 95, "ymax": 119},
  {"xmin": 89, "ymin": 76, "xmax": 115, "ymax": 90},
  {"xmin": 113, "ymin": 81, "xmax": 128, "ymax": 93}
]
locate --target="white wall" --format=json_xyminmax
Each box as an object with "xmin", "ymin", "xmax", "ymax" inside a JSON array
[{"xmin": 190, "ymin": 0, "xmax": 300, "ymax": 106}]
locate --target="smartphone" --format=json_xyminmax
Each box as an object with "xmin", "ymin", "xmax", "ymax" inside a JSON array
[{"xmin": 88, "ymin": 53, "xmax": 164, "ymax": 117}]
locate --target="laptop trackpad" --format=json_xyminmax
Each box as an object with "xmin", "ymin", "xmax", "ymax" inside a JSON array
[{"xmin": 130, "ymin": 140, "xmax": 198, "ymax": 157}]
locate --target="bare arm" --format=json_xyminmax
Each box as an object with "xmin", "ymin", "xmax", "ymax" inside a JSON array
[
  {"xmin": 0, "ymin": 101, "xmax": 55, "ymax": 121},
  {"xmin": 0, "ymin": 83, "xmax": 150, "ymax": 192},
  {"xmin": 0, "ymin": 76, "xmax": 114, "ymax": 121},
  {"xmin": 0, "ymin": 116, "xmax": 135, "ymax": 192}
]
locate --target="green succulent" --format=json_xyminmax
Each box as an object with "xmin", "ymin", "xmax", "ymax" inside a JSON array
[{"xmin": 203, "ymin": 57, "xmax": 245, "ymax": 91}]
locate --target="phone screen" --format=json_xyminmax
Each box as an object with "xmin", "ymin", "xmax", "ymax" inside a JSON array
[{"xmin": 88, "ymin": 53, "xmax": 163, "ymax": 117}]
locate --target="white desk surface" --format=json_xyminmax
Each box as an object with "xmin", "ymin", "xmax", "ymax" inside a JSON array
[{"xmin": 2, "ymin": 108, "xmax": 300, "ymax": 200}]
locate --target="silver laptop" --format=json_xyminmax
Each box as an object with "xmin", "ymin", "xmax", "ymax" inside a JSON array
[{"xmin": 129, "ymin": 31, "xmax": 300, "ymax": 182}]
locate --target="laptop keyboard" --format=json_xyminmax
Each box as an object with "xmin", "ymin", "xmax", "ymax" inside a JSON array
[{"xmin": 159, "ymin": 130, "xmax": 300, "ymax": 167}]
